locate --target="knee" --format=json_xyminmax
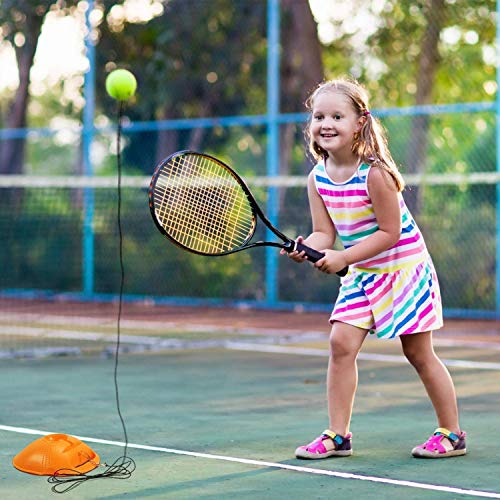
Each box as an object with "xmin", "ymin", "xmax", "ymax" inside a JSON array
[
  {"xmin": 402, "ymin": 344, "xmax": 432, "ymax": 372},
  {"xmin": 329, "ymin": 333, "xmax": 357, "ymax": 363}
]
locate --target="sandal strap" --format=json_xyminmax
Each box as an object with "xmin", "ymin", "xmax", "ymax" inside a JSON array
[
  {"xmin": 434, "ymin": 427, "xmax": 459, "ymax": 441},
  {"xmin": 322, "ymin": 429, "xmax": 344, "ymax": 445}
]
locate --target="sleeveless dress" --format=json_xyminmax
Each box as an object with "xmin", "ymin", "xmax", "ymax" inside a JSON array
[{"xmin": 313, "ymin": 162, "xmax": 443, "ymax": 339}]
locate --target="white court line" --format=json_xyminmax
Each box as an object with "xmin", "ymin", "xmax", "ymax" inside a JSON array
[
  {"xmin": 3, "ymin": 323, "xmax": 500, "ymax": 358},
  {"xmin": 3, "ymin": 313, "xmax": 500, "ymax": 353},
  {"xmin": 3, "ymin": 311, "xmax": 500, "ymax": 349},
  {"xmin": 226, "ymin": 342, "xmax": 500, "ymax": 370},
  {"xmin": 0, "ymin": 325, "xmax": 323, "ymax": 346},
  {"xmin": 0, "ymin": 312, "xmax": 326, "ymax": 338},
  {"xmin": 1, "ymin": 424, "xmax": 499, "ymax": 498},
  {"xmin": 3, "ymin": 324, "xmax": 500, "ymax": 368}
]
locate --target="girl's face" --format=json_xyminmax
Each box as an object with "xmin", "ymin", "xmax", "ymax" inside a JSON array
[{"xmin": 310, "ymin": 91, "xmax": 362, "ymax": 158}]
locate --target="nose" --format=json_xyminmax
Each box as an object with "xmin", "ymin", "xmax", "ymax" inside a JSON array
[{"xmin": 321, "ymin": 116, "xmax": 335, "ymax": 128}]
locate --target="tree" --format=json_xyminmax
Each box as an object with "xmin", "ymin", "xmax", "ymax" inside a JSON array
[
  {"xmin": 280, "ymin": 0, "xmax": 323, "ymax": 175},
  {"xmin": 94, "ymin": 0, "xmax": 323, "ymax": 175},
  {"xmin": 318, "ymin": 0, "xmax": 495, "ymax": 213},
  {"xmin": 0, "ymin": 1, "xmax": 49, "ymax": 173},
  {"xmin": 95, "ymin": 0, "xmax": 268, "ymax": 169},
  {"xmin": 404, "ymin": 0, "xmax": 447, "ymax": 213},
  {"xmin": 0, "ymin": 0, "xmax": 79, "ymax": 174}
]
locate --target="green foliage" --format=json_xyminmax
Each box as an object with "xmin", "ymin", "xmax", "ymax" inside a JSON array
[
  {"xmin": 320, "ymin": 0, "xmax": 495, "ymax": 107},
  {"xmin": 422, "ymin": 195, "xmax": 495, "ymax": 310},
  {"xmin": 1, "ymin": 1, "xmax": 499, "ymax": 313},
  {"xmin": 94, "ymin": 0, "xmax": 268, "ymax": 171}
]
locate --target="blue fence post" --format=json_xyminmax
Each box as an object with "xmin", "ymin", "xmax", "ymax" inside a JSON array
[
  {"xmin": 82, "ymin": 0, "xmax": 96, "ymax": 297},
  {"xmin": 265, "ymin": 0, "xmax": 280, "ymax": 305}
]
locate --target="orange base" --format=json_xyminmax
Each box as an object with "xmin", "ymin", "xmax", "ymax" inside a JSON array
[{"xmin": 13, "ymin": 434, "xmax": 100, "ymax": 476}]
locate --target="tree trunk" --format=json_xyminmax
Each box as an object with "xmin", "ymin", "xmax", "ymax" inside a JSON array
[
  {"xmin": 156, "ymin": 129, "xmax": 180, "ymax": 163},
  {"xmin": 277, "ymin": 0, "xmax": 323, "ymax": 213},
  {"xmin": 404, "ymin": 0, "xmax": 446, "ymax": 214},
  {"xmin": 277, "ymin": 0, "xmax": 323, "ymax": 212},
  {"xmin": 0, "ymin": 8, "xmax": 46, "ymax": 175}
]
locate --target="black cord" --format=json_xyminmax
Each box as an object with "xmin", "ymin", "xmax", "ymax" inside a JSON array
[
  {"xmin": 47, "ymin": 456, "xmax": 136, "ymax": 494},
  {"xmin": 115, "ymin": 100, "xmax": 130, "ymax": 459},
  {"xmin": 47, "ymin": 101, "xmax": 135, "ymax": 493}
]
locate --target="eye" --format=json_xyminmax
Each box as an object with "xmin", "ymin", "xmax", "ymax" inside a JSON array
[
  {"xmin": 334, "ymin": 114, "xmax": 342, "ymax": 120},
  {"xmin": 313, "ymin": 114, "xmax": 323, "ymax": 121}
]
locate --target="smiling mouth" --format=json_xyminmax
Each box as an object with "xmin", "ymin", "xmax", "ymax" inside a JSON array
[{"xmin": 321, "ymin": 133, "xmax": 338, "ymax": 138}]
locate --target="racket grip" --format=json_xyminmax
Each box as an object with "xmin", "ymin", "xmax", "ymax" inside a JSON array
[
  {"xmin": 294, "ymin": 242, "xmax": 349, "ymax": 277},
  {"xmin": 294, "ymin": 242, "xmax": 324, "ymax": 262}
]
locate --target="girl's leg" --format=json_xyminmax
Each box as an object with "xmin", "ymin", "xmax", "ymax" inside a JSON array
[
  {"xmin": 400, "ymin": 331, "xmax": 460, "ymax": 432},
  {"xmin": 327, "ymin": 321, "xmax": 368, "ymax": 435},
  {"xmin": 295, "ymin": 321, "xmax": 367, "ymax": 459}
]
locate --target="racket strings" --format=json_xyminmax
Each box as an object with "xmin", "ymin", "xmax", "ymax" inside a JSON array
[
  {"xmin": 159, "ymin": 154, "xmax": 252, "ymax": 241},
  {"xmin": 156, "ymin": 180, "xmax": 251, "ymax": 250},
  {"xmin": 153, "ymin": 154, "xmax": 254, "ymax": 253},
  {"xmin": 156, "ymin": 167, "xmax": 243, "ymax": 237}
]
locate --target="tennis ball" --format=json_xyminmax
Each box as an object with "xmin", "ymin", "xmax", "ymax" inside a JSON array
[{"xmin": 105, "ymin": 69, "xmax": 137, "ymax": 101}]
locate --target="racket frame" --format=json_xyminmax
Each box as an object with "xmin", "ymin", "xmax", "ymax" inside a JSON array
[
  {"xmin": 149, "ymin": 150, "xmax": 348, "ymax": 276},
  {"xmin": 149, "ymin": 150, "xmax": 297, "ymax": 256}
]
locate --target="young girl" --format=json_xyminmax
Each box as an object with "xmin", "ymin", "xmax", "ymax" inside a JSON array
[{"xmin": 284, "ymin": 78, "xmax": 466, "ymax": 459}]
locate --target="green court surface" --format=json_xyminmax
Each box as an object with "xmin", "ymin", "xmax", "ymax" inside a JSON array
[{"xmin": 1, "ymin": 332, "xmax": 500, "ymax": 499}]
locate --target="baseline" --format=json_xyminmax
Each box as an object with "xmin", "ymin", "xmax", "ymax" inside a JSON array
[{"xmin": 1, "ymin": 424, "xmax": 499, "ymax": 499}]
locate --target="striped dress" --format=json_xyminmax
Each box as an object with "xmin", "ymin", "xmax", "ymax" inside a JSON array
[{"xmin": 313, "ymin": 162, "xmax": 443, "ymax": 339}]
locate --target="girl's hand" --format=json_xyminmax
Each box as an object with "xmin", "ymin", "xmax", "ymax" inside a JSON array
[
  {"xmin": 280, "ymin": 236, "xmax": 308, "ymax": 263},
  {"xmin": 314, "ymin": 249, "xmax": 348, "ymax": 275}
]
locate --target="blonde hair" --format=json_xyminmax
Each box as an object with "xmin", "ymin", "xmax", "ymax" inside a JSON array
[{"xmin": 305, "ymin": 78, "xmax": 405, "ymax": 192}]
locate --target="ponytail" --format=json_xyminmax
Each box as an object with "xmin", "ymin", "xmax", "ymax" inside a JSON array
[{"xmin": 353, "ymin": 111, "xmax": 405, "ymax": 191}]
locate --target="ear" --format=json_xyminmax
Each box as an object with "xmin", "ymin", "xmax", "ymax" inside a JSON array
[{"xmin": 356, "ymin": 116, "xmax": 367, "ymax": 132}]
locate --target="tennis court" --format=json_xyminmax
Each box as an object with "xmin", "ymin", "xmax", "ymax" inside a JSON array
[
  {"xmin": 1, "ymin": 1, "xmax": 499, "ymax": 498},
  {"xmin": 1, "ymin": 298, "xmax": 500, "ymax": 499}
]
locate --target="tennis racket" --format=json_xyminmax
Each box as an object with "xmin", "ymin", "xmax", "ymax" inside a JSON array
[{"xmin": 148, "ymin": 151, "xmax": 348, "ymax": 277}]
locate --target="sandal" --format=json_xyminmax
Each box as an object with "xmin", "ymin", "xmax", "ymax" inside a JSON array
[
  {"xmin": 295, "ymin": 429, "xmax": 353, "ymax": 459},
  {"xmin": 412, "ymin": 427, "xmax": 466, "ymax": 458}
]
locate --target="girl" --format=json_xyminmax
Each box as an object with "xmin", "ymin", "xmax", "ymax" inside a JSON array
[{"xmin": 284, "ymin": 78, "xmax": 466, "ymax": 459}]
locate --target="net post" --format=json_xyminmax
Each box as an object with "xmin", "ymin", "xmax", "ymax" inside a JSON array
[
  {"xmin": 265, "ymin": 0, "xmax": 281, "ymax": 306},
  {"xmin": 82, "ymin": 0, "xmax": 96, "ymax": 297}
]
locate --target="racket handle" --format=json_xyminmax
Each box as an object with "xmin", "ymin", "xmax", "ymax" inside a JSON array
[
  {"xmin": 336, "ymin": 266, "xmax": 349, "ymax": 277},
  {"xmin": 293, "ymin": 242, "xmax": 349, "ymax": 277},
  {"xmin": 294, "ymin": 242, "xmax": 324, "ymax": 262}
]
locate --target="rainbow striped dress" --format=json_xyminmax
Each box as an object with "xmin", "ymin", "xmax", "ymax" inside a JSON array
[{"xmin": 313, "ymin": 162, "xmax": 443, "ymax": 339}]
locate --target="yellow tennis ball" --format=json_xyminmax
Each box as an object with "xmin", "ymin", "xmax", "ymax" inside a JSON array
[{"xmin": 105, "ymin": 69, "xmax": 137, "ymax": 101}]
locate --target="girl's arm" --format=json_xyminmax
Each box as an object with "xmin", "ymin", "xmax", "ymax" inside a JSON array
[
  {"xmin": 282, "ymin": 171, "xmax": 336, "ymax": 262},
  {"xmin": 316, "ymin": 166, "xmax": 401, "ymax": 274},
  {"xmin": 304, "ymin": 170, "xmax": 337, "ymax": 249}
]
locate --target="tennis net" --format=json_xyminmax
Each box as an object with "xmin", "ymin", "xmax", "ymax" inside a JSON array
[{"xmin": 0, "ymin": 172, "xmax": 497, "ymax": 357}]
